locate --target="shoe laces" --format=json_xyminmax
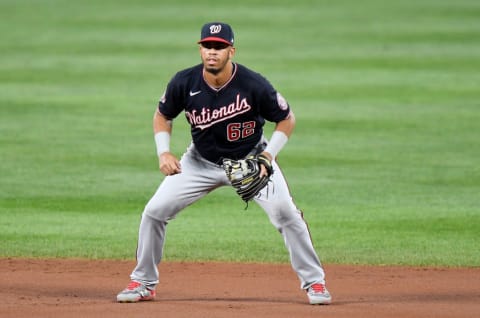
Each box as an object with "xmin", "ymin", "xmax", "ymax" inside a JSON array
[
  {"xmin": 126, "ymin": 281, "xmax": 142, "ymax": 290},
  {"xmin": 310, "ymin": 283, "xmax": 326, "ymax": 293}
]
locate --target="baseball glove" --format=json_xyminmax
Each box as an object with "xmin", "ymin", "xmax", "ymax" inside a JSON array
[{"xmin": 223, "ymin": 154, "xmax": 273, "ymax": 202}]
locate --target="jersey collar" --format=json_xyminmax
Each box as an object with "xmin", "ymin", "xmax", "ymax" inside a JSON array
[{"xmin": 203, "ymin": 62, "xmax": 237, "ymax": 92}]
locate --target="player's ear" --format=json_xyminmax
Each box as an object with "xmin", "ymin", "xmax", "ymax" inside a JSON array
[{"xmin": 229, "ymin": 46, "xmax": 236, "ymax": 59}]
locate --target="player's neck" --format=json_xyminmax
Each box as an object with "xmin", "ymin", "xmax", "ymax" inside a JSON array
[{"xmin": 203, "ymin": 62, "xmax": 235, "ymax": 89}]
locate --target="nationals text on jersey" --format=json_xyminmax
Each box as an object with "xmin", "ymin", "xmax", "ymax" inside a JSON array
[{"xmin": 185, "ymin": 93, "xmax": 252, "ymax": 130}]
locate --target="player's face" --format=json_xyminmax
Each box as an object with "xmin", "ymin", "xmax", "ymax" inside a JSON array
[{"xmin": 199, "ymin": 41, "xmax": 235, "ymax": 75}]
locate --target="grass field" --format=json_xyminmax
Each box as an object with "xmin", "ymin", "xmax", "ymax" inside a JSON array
[{"xmin": 1, "ymin": 0, "xmax": 479, "ymax": 267}]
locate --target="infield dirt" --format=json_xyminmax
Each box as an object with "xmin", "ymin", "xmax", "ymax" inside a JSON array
[{"xmin": 1, "ymin": 258, "xmax": 478, "ymax": 318}]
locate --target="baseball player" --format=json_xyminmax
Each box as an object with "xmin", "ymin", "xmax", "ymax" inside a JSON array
[{"xmin": 116, "ymin": 22, "xmax": 331, "ymax": 305}]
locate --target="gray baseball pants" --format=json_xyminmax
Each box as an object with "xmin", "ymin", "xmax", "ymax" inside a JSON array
[{"xmin": 130, "ymin": 143, "xmax": 326, "ymax": 290}]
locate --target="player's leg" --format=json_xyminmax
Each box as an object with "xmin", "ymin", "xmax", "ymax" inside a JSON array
[
  {"xmin": 117, "ymin": 145, "xmax": 228, "ymax": 302},
  {"xmin": 130, "ymin": 171, "xmax": 216, "ymax": 287},
  {"xmin": 254, "ymin": 160, "xmax": 331, "ymax": 304}
]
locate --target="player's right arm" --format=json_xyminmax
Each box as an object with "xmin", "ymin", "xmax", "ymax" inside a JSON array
[{"xmin": 153, "ymin": 110, "xmax": 181, "ymax": 176}]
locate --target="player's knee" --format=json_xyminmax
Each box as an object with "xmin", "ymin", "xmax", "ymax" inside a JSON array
[
  {"xmin": 267, "ymin": 204, "xmax": 303, "ymax": 229},
  {"xmin": 143, "ymin": 198, "xmax": 178, "ymax": 222}
]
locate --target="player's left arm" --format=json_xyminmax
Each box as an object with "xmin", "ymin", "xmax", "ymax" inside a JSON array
[
  {"xmin": 257, "ymin": 111, "xmax": 295, "ymax": 177},
  {"xmin": 262, "ymin": 110, "xmax": 295, "ymax": 161}
]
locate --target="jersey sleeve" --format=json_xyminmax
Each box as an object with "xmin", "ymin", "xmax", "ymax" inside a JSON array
[
  {"xmin": 258, "ymin": 79, "xmax": 291, "ymax": 123},
  {"xmin": 157, "ymin": 73, "xmax": 186, "ymax": 120}
]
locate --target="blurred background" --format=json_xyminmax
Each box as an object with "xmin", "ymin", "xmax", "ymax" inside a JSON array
[{"xmin": 1, "ymin": 0, "xmax": 479, "ymax": 266}]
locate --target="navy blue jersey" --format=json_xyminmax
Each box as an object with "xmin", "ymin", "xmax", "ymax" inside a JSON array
[{"xmin": 158, "ymin": 63, "xmax": 291, "ymax": 163}]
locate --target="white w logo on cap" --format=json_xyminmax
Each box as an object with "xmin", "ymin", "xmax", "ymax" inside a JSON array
[{"xmin": 209, "ymin": 25, "xmax": 222, "ymax": 34}]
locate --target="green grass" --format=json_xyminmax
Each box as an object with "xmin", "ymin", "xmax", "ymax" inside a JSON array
[{"xmin": 1, "ymin": 0, "xmax": 479, "ymax": 267}]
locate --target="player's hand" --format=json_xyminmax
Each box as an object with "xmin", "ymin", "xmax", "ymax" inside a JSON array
[
  {"xmin": 159, "ymin": 152, "xmax": 181, "ymax": 176},
  {"xmin": 259, "ymin": 152, "xmax": 273, "ymax": 177}
]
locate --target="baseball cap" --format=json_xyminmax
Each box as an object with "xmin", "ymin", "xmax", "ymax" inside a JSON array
[{"xmin": 198, "ymin": 22, "xmax": 234, "ymax": 46}]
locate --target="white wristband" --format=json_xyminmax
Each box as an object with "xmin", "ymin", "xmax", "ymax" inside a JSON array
[
  {"xmin": 154, "ymin": 132, "xmax": 170, "ymax": 156},
  {"xmin": 264, "ymin": 131, "xmax": 288, "ymax": 159}
]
